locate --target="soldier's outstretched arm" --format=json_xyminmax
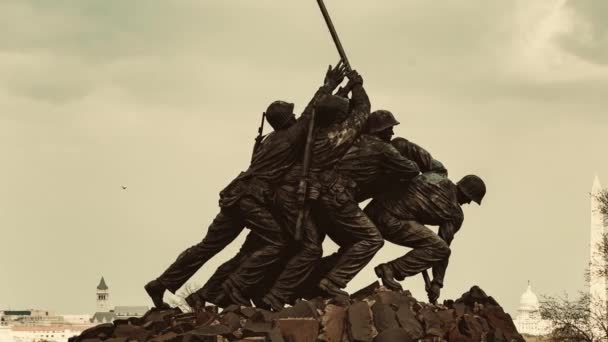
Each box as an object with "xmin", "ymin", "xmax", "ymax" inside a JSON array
[
  {"xmin": 431, "ymin": 220, "xmax": 462, "ymax": 289},
  {"xmin": 299, "ymin": 62, "xmax": 347, "ymax": 120},
  {"xmin": 328, "ymin": 70, "xmax": 371, "ymax": 149},
  {"xmin": 382, "ymin": 145, "xmax": 421, "ymax": 182},
  {"xmin": 392, "ymin": 137, "xmax": 447, "ymax": 175},
  {"xmin": 347, "ymin": 70, "xmax": 370, "ymax": 116},
  {"xmin": 286, "ymin": 63, "xmax": 347, "ymax": 145}
]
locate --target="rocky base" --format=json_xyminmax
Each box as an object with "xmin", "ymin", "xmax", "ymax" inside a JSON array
[{"xmin": 71, "ymin": 284, "xmax": 524, "ymax": 342}]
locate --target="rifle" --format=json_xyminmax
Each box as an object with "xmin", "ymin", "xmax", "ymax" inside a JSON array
[
  {"xmin": 251, "ymin": 112, "xmax": 266, "ymax": 162},
  {"xmin": 293, "ymin": 0, "xmax": 350, "ymax": 241},
  {"xmin": 293, "ymin": 109, "xmax": 316, "ymax": 241}
]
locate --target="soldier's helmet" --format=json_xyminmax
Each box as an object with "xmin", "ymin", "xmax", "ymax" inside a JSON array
[
  {"xmin": 266, "ymin": 101, "xmax": 295, "ymax": 130},
  {"xmin": 367, "ymin": 110, "xmax": 400, "ymax": 134},
  {"xmin": 457, "ymin": 175, "xmax": 486, "ymax": 205},
  {"xmin": 315, "ymin": 94, "xmax": 350, "ymax": 126}
]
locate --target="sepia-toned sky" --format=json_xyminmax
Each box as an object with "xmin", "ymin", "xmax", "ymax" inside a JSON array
[{"xmin": 1, "ymin": 0, "xmax": 607, "ymax": 316}]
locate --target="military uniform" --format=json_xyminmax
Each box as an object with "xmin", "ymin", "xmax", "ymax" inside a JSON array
[
  {"xmin": 264, "ymin": 79, "xmax": 373, "ymax": 304},
  {"xmin": 296, "ymin": 137, "xmax": 448, "ymax": 296},
  {"xmin": 154, "ymin": 84, "xmax": 332, "ymax": 297},
  {"xmin": 316, "ymin": 134, "xmax": 420, "ymax": 289},
  {"xmin": 364, "ymin": 171, "xmax": 463, "ymax": 288}
]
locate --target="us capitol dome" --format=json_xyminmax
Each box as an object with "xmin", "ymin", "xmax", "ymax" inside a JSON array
[{"xmin": 513, "ymin": 282, "xmax": 551, "ymax": 336}]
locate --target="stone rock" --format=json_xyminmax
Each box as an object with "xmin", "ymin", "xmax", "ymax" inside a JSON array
[
  {"xmin": 268, "ymin": 327, "xmax": 286, "ymax": 342},
  {"xmin": 350, "ymin": 282, "xmax": 380, "ymax": 302},
  {"xmin": 77, "ymin": 323, "xmax": 115, "ymax": 341},
  {"xmin": 143, "ymin": 319, "xmax": 170, "ymax": 334},
  {"xmin": 395, "ymin": 305, "xmax": 424, "ymax": 340},
  {"xmin": 113, "ymin": 324, "xmax": 152, "ymax": 340},
  {"xmin": 319, "ymin": 304, "xmax": 347, "ymax": 342},
  {"xmin": 242, "ymin": 321, "xmax": 272, "ymax": 337},
  {"xmin": 348, "ymin": 301, "xmax": 374, "ymax": 342},
  {"xmin": 172, "ymin": 322, "xmax": 196, "ymax": 334},
  {"xmin": 149, "ymin": 332, "xmax": 179, "ymax": 342},
  {"xmin": 275, "ymin": 318, "xmax": 319, "ymax": 342},
  {"xmin": 373, "ymin": 328, "xmax": 414, "ymax": 342},
  {"xmin": 420, "ymin": 307, "xmax": 442, "ymax": 338},
  {"xmin": 222, "ymin": 305, "xmax": 241, "ymax": 314},
  {"xmin": 274, "ymin": 300, "xmax": 318, "ymax": 319},
  {"xmin": 455, "ymin": 286, "xmax": 499, "ymax": 308},
  {"xmin": 479, "ymin": 305, "xmax": 524, "ymax": 342},
  {"xmin": 195, "ymin": 310, "xmax": 215, "ymax": 327},
  {"xmin": 192, "ymin": 324, "xmax": 233, "ymax": 335},
  {"xmin": 103, "ymin": 338, "xmax": 128, "ymax": 342},
  {"xmin": 219, "ymin": 312, "xmax": 242, "ymax": 331},
  {"xmin": 240, "ymin": 307, "xmax": 259, "ymax": 319},
  {"xmin": 436, "ymin": 309, "xmax": 457, "ymax": 336},
  {"xmin": 370, "ymin": 302, "xmax": 399, "ymax": 333},
  {"xmin": 373, "ymin": 291, "xmax": 413, "ymax": 309},
  {"xmin": 70, "ymin": 285, "xmax": 524, "ymax": 342},
  {"xmin": 452, "ymin": 302, "xmax": 467, "ymax": 316}
]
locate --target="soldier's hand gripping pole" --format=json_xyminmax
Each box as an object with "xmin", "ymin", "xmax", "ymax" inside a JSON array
[
  {"xmin": 251, "ymin": 112, "xmax": 266, "ymax": 162},
  {"xmin": 294, "ymin": 109, "xmax": 316, "ymax": 242},
  {"xmin": 317, "ymin": 0, "xmax": 352, "ymax": 73}
]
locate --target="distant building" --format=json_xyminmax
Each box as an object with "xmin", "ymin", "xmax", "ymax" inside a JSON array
[
  {"xmin": 0, "ymin": 310, "xmax": 92, "ymax": 342},
  {"xmin": 90, "ymin": 277, "xmax": 148, "ymax": 324},
  {"xmin": 1, "ymin": 277, "xmax": 149, "ymax": 342},
  {"xmin": 513, "ymin": 282, "xmax": 551, "ymax": 336}
]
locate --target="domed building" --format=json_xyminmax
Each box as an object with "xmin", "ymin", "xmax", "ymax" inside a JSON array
[{"xmin": 513, "ymin": 282, "xmax": 551, "ymax": 336}]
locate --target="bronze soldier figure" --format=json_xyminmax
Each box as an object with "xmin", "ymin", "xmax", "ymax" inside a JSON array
[
  {"xmin": 144, "ymin": 64, "xmax": 347, "ymax": 308},
  {"xmin": 310, "ymin": 110, "xmax": 421, "ymax": 300},
  {"xmin": 366, "ymin": 138, "xmax": 486, "ymax": 302},
  {"xmin": 259, "ymin": 70, "xmax": 375, "ymax": 310}
]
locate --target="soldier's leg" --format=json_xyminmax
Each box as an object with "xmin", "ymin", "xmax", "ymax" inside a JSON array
[
  {"xmin": 223, "ymin": 196, "xmax": 287, "ymax": 304},
  {"xmin": 263, "ymin": 185, "xmax": 324, "ymax": 309},
  {"xmin": 379, "ymin": 220, "xmax": 450, "ymax": 281},
  {"xmin": 319, "ymin": 187, "xmax": 384, "ymax": 292},
  {"xmin": 145, "ymin": 208, "xmax": 244, "ymax": 308},
  {"xmin": 195, "ymin": 231, "xmax": 262, "ymax": 306},
  {"xmin": 155, "ymin": 209, "xmax": 244, "ymax": 292},
  {"xmin": 296, "ymin": 251, "xmax": 339, "ymax": 300}
]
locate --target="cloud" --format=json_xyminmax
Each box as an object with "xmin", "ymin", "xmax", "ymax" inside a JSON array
[
  {"xmin": 558, "ymin": 0, "xmax": 608, "ymax": 66},
  {"xmin": 502, "ymin": 0, "xmax": 608, "ymax": 83}
]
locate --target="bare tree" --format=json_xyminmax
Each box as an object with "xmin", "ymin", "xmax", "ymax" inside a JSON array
[
  {"xmin": 539, "ymin": 190, "xmax": 608, "ymax": 341},
  {"xmin": 592, "ymin": 189, "xmax": 608, "ymax": 280},
  {"xmin": 596, "ymin": 189, "xmax": 608, "ymax": 219},
  {"xmin": 540, "ymin": 292, "xmax": 608, "ymax": 341}
]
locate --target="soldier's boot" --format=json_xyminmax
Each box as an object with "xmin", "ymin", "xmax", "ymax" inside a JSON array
[
  {"xmin": 144, "ymin": 280, "xmax": 171, "ymax": 309},
  {"xmin": 261, "ymin": 293, "xmax": 285, "ymax": 312},
  {"xmin": 252, "ymin": 296, "xmax": 272, "ymax": 311},
  {"xmin": 374, "ymin": 263, "xmax": 403, "ymax": 292},
  {"xmin": 318, "ymin": 278, "xmax": 349, "ymax": 301},
  {"xmin": 222, "ymin": 278, "xmax": 251, "ymax": 307},
  {"xmin": 185, "ymin": 292, "xmax": 206, "ymax": 312}
]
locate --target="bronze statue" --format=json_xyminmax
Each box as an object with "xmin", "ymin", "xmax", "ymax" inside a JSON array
[{"xmin": 143, "ymin": 0, "xmax": 489, "ymax": 311}]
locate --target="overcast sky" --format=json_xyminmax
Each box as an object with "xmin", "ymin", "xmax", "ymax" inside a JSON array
[{"xmin": 1, "ymin": 0, "xmax": 607, "ymax": 316}]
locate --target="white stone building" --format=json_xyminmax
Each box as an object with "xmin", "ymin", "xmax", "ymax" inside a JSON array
[{"xmin": 513, "ymin": 282, "xmax": 551, "ymax": 336}]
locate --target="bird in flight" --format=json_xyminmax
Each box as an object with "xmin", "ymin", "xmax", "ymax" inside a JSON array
[{"xmin": 121, "ymin": 185, "xmax": 127, "ymax": 190}]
